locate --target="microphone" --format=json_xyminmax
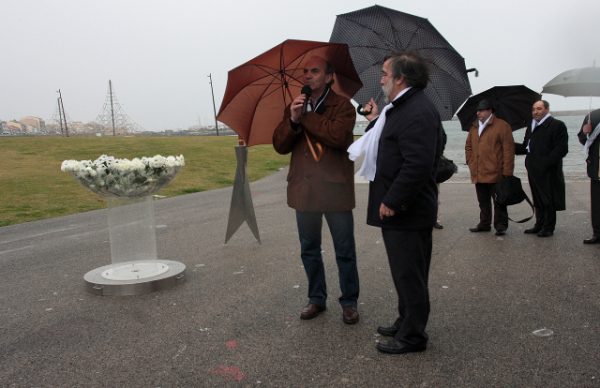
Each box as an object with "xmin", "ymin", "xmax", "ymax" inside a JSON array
[{"xmin": 301, "ymin": 85, "xmax": 312, "ymax": 115}]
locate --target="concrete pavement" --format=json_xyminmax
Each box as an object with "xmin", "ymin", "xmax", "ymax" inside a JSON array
[{"xmin": 0, "ymin": 169, "xmax": 598, "ymax": 387}]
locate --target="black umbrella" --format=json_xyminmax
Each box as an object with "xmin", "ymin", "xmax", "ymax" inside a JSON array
[
  {"xmin": 330, "ymin": 5, "xmax": 474, "ymax": 121},
  {"xmin": 456, "ymin": 85, "xmax": 541, "ymax": 132}
]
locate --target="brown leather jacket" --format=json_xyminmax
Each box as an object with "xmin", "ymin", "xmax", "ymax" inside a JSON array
[
  {"xmin": 465, "ymin": 115, "xmax": 515, "ymax": 183},
  {"xmin": 273, "ymin": 90, "xmax": 356, "ymax": 212}
]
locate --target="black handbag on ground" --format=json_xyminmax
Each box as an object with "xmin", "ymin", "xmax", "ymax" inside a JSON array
[
  {"xmin": 436, "ymin": 155, "xmax": 458, "ymax": 184},
  {"xmin": 493, "ymin": 175, "xmax": 534, "ymax": 223}
]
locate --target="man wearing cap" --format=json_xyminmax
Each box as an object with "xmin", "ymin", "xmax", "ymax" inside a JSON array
[
  {"xmin": 465, "ymin": 99, "xmax": 515, "ymax": 236},
  {"xmin": 515, "ymin": 100, "xmax": 568, "ymax": 237}
]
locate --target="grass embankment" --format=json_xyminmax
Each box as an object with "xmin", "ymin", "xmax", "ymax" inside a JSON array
[{"xmin": 0, "ymin": 136, "xmax": 289, "ymax": 227}]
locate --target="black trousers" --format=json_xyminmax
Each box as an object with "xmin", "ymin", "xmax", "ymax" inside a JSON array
[
  {"xmin": 475, "ymin": 182, "xmax": 508, "ymax": 231},
  {"xmin": 528, "ymin": 173, "xmax": 557, "ymax": 231},
  {"xmin": 381, "ymin": 228, "xmax": 432, "ymax": 347},
  {"xmin": 591, "ymin": 179, "xmax": 600, "ymax": 237}
]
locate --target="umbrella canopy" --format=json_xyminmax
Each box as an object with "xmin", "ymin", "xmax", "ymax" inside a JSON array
[
  {"xmin": 217, "ymin": 39, "xmax": 362, "ymax": 146},
  {"xmin": 329, "ymin": 4, "xmax": 472, "ymax": 121},
  {"xmin": 456, "ymin": 85, "xmax": 541, "ymax": 132},
  {"xmin": 542, "ymin": 66, "xmax": 600, "ymax": 97}
]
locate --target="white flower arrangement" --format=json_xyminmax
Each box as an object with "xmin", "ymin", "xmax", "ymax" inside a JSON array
[{"xmin": 61, "ymin": 154, "xmax": 185, "ymax": 198}]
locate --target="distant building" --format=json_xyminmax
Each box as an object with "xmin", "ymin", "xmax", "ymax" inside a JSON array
[
  {"xmin": 6, "ymin": 121, "xmax": 24, "ymax": 133},
  {"xmin": 20, "ymin": 116, "xmax": 46, "ymax": 132}
]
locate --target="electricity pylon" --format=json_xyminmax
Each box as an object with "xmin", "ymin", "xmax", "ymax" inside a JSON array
[{"xmin": 95, "ymin": 80, "xmax": 144, "ymax": 135}]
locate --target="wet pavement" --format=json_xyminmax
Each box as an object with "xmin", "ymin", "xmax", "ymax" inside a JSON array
[{"xmin": 0, "ymin": 168, "xmax": 598, "ymax": 387}]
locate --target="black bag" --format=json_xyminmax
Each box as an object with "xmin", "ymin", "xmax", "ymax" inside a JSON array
[
  {"xmin": 436, "ymin": 155, "xmax": 458, "ymax": 184},
  {"xmin": 493, "ymin": 175, "xmax": 534, "ymax": 223}
]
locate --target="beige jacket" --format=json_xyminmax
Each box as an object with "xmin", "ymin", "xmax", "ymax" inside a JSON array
[{"xmin": 465, "ymin": 115, "xmax": 515, "ymax": 183}]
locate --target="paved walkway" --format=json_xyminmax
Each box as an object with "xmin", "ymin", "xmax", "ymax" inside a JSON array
[{"xmin": 0, "ymin": 169, "xmax": 598, "ymax": 387}]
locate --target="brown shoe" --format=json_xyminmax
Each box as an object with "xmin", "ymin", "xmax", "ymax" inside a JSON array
[
  {"xmin": 342, "ymin": 306, "xmax": 359, "ymax": 324},
  {"xmin": 300, "ymin": 303, "xmax": 326, "ymax": 320}
]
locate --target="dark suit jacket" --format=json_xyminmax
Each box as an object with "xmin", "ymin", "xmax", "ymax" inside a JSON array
[
  {"xmin": 577, "ymin": 109, "xmax": 600, "ymax": 180},
  {"xmin": 366, "ymin": 88, "xmax": 442, "ymax": 229},
  {"xmin": 515, "ymin": 116, "xmax": 568, "ymax": 210}
]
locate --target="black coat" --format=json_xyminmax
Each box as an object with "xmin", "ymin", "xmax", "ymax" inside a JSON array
[
  {"xmin": 577, "ymin": 109, "xmax": 600, "ymax": 180},
  {"xmin": 366, "ymin": 88, "xmax": 442, "ymax": 229},
  {"xmin": 515, "ymin": 116, "xmax": 568, "ymax": 210}
]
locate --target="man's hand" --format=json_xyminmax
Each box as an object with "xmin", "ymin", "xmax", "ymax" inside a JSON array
[
  {"xmin": 379, "ymin": 203, "xmax": 395, "ymax": 220},
  {"xmin": 363, "ymin": 97, "xmax": 379, "ymax": 122},
  {"xmin": 582, "ymin": 122, "xmax": 592, "ymax": 135},
  {"xmin": 290, "ymin": 94, "xmax": 306, "ymax": 123}
]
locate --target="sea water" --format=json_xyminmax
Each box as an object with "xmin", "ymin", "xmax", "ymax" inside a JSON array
[{"xmin": 354, "ymin": 115, "xmax": 589, "ymax": 182}]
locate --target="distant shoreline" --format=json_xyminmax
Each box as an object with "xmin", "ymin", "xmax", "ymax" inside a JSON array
[
  {"xmin": 353, "ymin": 110, "xmax": 590, "ymax": 133},
  {"xmin": 552, "ymin": 109, "xmax": 591, "ymax": 117},
  {"xmin": 355, "ymin": 110, "xmax": 591, "ymax": 125}
]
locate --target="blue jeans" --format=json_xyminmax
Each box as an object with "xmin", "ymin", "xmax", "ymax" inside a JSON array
[{"xmin": 295, "ymin": 210, "xmax": 359, "ymax": 307}]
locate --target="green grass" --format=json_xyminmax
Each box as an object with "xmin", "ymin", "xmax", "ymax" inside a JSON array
[{"xmin": 0, "ymin": 136, "xmax": 289, "ymax": 227}]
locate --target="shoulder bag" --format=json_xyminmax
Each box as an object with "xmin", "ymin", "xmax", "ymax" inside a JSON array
[{"xmin": 493, "ymin": 175, "xmax": 534, "ymax": 223}]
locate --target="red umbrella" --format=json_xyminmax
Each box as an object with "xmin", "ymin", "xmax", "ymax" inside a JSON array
[{"xmin": 217, "ymin": 39, "xmax": 362, "ymax": 146}]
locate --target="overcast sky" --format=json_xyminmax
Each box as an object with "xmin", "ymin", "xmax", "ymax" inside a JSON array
[{"xmin": 2, "ymin": 0, "xmax": 599, "ymax": 131}]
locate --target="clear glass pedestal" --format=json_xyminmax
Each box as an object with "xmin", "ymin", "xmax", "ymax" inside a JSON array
[
  {"xmin": 83, "ymin": 195, "xmax": 186, "ymax": 295},
  {"xmin": 107, "ymin": 196, "xmax": 157, "ymax": 264}
]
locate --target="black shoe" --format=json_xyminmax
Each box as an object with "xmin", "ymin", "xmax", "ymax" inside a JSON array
[
  {"xmin": 583, "ymin": 236, "xmax": 600, "ymax": 244},
  {"xmin": 524, "ymin": 226, "xmax": 542, "ymax": 234},
  {"xmin": 434, "ymin": 222, "xmax": 444, "ymax": 230},
  {"xmin": 377, "ymin": 325, "xmax": 399, "ymax": 337},
  {"xmin": 376, "ymin": 339, "xmax": 426, "ymax": 354},
  {"xmin": 495, "ymin": 230, "xmax": 506, "ymax": 236},
  {"xmin": 469, "ymin": 226, "xmax": 491, "ymax": 232},
  {"xmin": 537, "ymin": 230, "xmax": 554, "ymax": 237}
]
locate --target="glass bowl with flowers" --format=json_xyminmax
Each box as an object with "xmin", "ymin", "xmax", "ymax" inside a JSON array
[{"xmin": 61, "ymin": 154, "xmax": 185, "ymax": 198}]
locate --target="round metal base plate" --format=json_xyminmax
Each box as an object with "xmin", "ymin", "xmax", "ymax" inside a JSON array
[{"xmin": 84, "ymin": 259, "xmax": 186, "ymax": 296}]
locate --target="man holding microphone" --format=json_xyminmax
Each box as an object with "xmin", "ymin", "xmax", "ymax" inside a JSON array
[{"xmin": 273, "ymin": 56, "xmax": 360, "ymax": 325}]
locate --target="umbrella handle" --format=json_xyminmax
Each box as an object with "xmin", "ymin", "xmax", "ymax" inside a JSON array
[
  {"xmin": 356, "ymin": 104, "xmax": 372, "ymax": 116},
  {"xmin": 304, "ymin": 132, "xmax": 323, "ymax": 162},
  {"xmin": 466, "ymin": 68, "xmax": 479, "ymax": 77},
  {"xmin": 357, "ymin": 92, "xmax": 383, "ymax": 116}
]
